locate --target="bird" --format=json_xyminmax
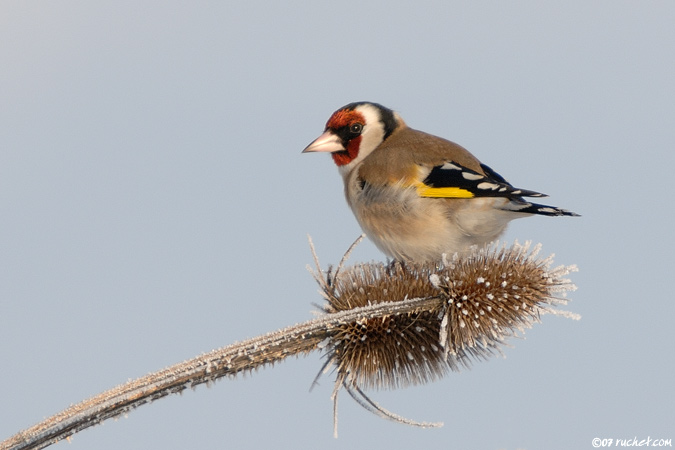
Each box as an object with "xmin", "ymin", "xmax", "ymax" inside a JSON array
[{"xmin": 302, "ymin": 102, "xmax": 579, "ymax": 262}]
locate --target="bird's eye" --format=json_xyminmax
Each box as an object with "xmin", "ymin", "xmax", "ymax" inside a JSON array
[{"xmin": 349, "ymin": 123, "xmax": 363, "ymax": 135}]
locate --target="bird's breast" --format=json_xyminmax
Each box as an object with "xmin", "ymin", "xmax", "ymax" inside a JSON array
[{"xmin": 343, "ymin": 167, "xmax": 513, "ymax": 261}]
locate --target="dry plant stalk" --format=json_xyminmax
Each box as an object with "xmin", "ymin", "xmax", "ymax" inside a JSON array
[{"xmin": 1, "ymin": 240, "xmax": 578, "ymax": 450}]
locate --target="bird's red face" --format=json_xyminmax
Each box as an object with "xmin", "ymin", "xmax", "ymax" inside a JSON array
[
  {"xmin": 303, "ymin": 107, "xmax": 367, "ymax": 167},
  {"xmin": 325, "ymin": 109, "xmax": 366, "ymax": 166}
]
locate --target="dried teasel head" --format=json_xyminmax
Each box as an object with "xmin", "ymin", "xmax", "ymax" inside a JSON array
[
  {"xmin": 309, "ymin": 238, "xmax": 578, "ymax": 432},
  {"xmin": 432, "ymin": 243, "xmax": 578, "ymax": 362},
  {"xmin": 321, "ymin": 260, "xmax": 451, "ymax": 390}
]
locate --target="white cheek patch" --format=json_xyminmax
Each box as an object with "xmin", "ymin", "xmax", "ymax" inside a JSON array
[{"xmin": 354, "ymin": 104, "xmax": 386, "ymax": 160}]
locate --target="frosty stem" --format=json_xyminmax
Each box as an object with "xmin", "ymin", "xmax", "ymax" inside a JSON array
[{"xmin": 1, "ymin": 296, "xmax": 442, "ymax": 450}]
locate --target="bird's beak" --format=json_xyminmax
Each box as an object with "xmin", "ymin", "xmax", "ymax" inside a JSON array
[{"xmin": 302, "ymin": 131, "xmax": 345, "ymax": 153}]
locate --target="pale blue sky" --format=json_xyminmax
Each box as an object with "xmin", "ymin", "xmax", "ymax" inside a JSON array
[{"xmin": 2, "ymin": 2, "xmax": 674, "ymax": 449}]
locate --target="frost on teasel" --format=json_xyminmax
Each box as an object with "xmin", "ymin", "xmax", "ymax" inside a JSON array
[
  {"xmin": 434, "ymin": 242, "xmax": 579, "ymax": 363},
  {"xmin": 2, "ymin": 238, "xmax": 578, "ymax": 450},
  {"xmin": 309, "ymin": 238, "xmax": 578, "ymax": 430}
]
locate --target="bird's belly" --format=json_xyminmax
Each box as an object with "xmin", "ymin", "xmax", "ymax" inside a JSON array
[{"xmin": 350, "ymin": 190, "xmax": 511, "ymax": 261}]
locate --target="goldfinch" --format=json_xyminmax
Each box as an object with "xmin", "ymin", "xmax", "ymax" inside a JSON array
[{"xmin": 303, "ymin": 102, "xmax": 578, "ymax": 262}]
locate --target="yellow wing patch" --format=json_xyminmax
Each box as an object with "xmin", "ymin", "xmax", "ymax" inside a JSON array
[
  {"xmin": 405, "ymin": 166, "xmax": 475, "ymax": 198},
  {"xmin": 416, "ymin": 184, "xmax": 475, "ymax": 198}
]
